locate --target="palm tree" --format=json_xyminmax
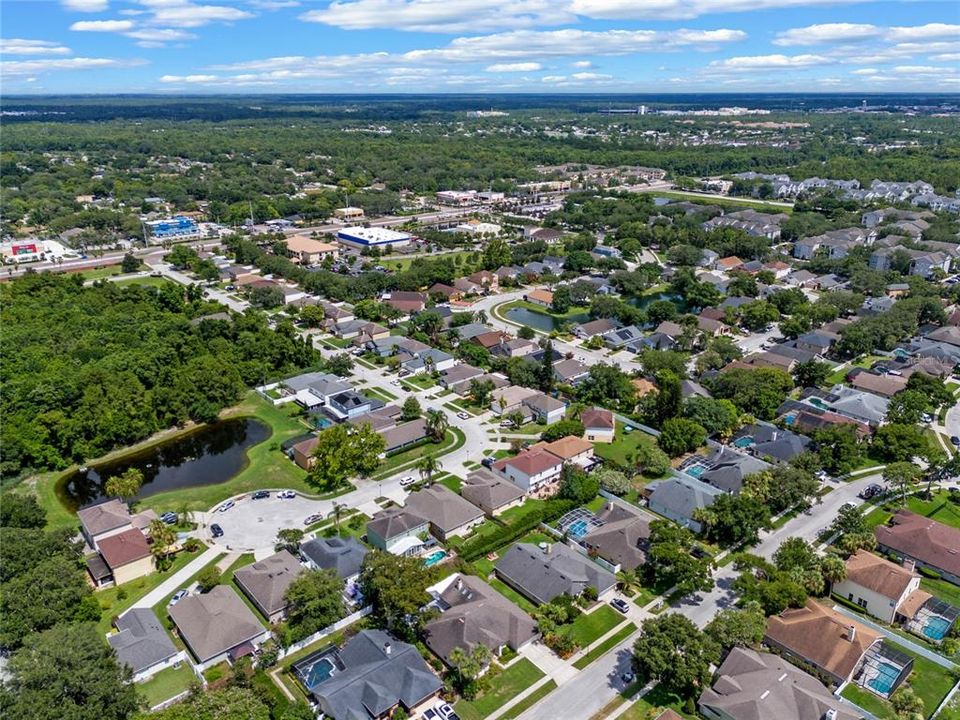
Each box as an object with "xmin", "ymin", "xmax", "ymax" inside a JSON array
[
  {"xmin": 418, "ymin": 454, "xmax": 441, "ymax": 484},
  {"xmin": 332, "ymin": 502, "xmax": 346, "ymax": 532},
  {"xmin": 474, "ymin": 309, "xmax": 488, "ymax": 324},
  {"xmin": 820, "ymin": 554, "xmax": 847, "ymax": 593},
  {"xmin": 425, "ymin": 409, "xmax": 449, "ymax": 442},
  {"xmin": 615, "ymin": 569, "xmax": 639, "ymax": 595}
]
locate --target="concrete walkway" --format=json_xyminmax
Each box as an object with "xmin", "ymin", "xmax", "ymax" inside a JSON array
[
  {"xmin": 831, "ymin": 605, "xmax": 958, "ymax": 670},
  {"xmin": 130, "ymin": 546, "xmax": 221, "ymax": 610}
]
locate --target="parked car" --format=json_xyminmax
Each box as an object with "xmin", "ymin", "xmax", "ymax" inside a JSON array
[
  {"xmin": 149, "ymin": 271, "xmax": 163, "ymax": 278},
  {"xmin": 225, "ymin": 284, "xmax": 236, "ymax": 291},
  {"xmin": 399, "ymin": 475, "xmax": 415, "ymax": 487},
  {"xmin": 168, "ymin": 589, "xmax": 189, "ymax": 606},
  {"xmin": 434, "ymin": 702, "xmax": 459, "ymax": 720},
  {"xmin": 218, "ymin": 500, "xmax": 235, "ymax": 513},
  {"xmin": 621, "ymin": 672, "xmax": 635, "ymax": 684},
  {"xmin": 841, "ymin": 502, "xmax": 857, "ymax": 512},
  {"xmin": 481, "ymin": 457, "xmax": 494, "ymax": 469},
  {"xmin": 160, "ymin": 511, "xmax": 178, "ymax": 525},
  {"xmin": 278, "ymin": 490, "xmax": 297, "ymax": 499},
  {"xmin": 304, "ymin": 514, "xmax": 323, "ymax": 525},
  {"xmin": 921, "ymin": 413, "xmax": 933, "ymax": 423},
  {"xmin": 210, "ymin": 523, "xmax": 224, "ymax": 538},
  {"xmin": 610, "ymin": 598, "xmax": 630, "ymax": 614},
  {"xmin": 251, "ymin": 490, "xmax": 270, "ymax": 500},
  {"xmin": 457, "ymin": 411, "xmax": 470, "ymax": 420},
  {"xmin": 952, "ymin": 436, "xmax": 960, "ymax": 447}
]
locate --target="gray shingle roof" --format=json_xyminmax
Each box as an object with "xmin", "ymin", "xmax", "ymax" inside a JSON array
[
  {"xmin": 647, "ymin": 475, "xmax": 724, "ymax": 521},
  {"xmin": 461, "ymin": 469, "xmax": 525, "ymax": 514},
  {"xmin": 234, "ymin": 550, "xmax": 304, "ymax": 617},
  {"xmin": 300, "ymin": 536, "xmax": 368, "ymax": 579},
  {"xmin": 367, "ymin": 507, "xmax": 428, "ymax": 541},
  {"xmin": 494, "ymin": 543, "xmax": 616, "ymax": 605},
  {"xmin": 701, "ymin": 447, "xmax": 771, "ymax": 494},
  {"xmin": 109, "ymin": 609, "xmax": 179, "ymax": 675},
  {"xmin": 312, "ymin": 630, "xmax": 442, "ymax": 720},
  {"xmin": 168, "ymin": 586, "xmax": 266, "ymax": 663},
  {"xmin": 404, "ymin": 486, "xmax": 484, "ymax": 534}
]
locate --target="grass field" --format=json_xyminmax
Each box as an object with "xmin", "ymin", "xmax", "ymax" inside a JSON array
[
  {"xmin": 371, "ymin": 427, "xmax": 466, "ymax": 479},
  {"xmin": 573, "ymin": 622, "xmax": 636, "ymax": 669},
  {"xmin": 499, "ymin": 680, "xmax": 557, "ymax": 720},
  {"xmin": 922, "ymin": 576, "xmax": 960, "ymax": 607},
  {"xmin": 593, "ymin": 423, "xmax": 659, "ymax": 468},
  {"xmin": 114, "ymin": 276, "xmax": 172, "ymax": 289},
  {"xmin": 620, "ymin": 684, "xmax": 697, "ymax": 720},
  {"xmin": 906, "ymin": 490, "xmax": 960, "ymax": 530},
  {"xmin": 95, "ymin": 542, "xmax": 208, "ymax": 635},
  {"xmin": 489, "ymin": 578, "xmax": 538, "ymax": 615},
  {"xmin": 454, "ymin": 658, "xmax": 545, "ymax": 720},
  {"xmin": 139, "ymin": 663, "xmax": 196, "ymax": 707},
  {"xmin": 841, "ymin": 683, "xmax": 895, "ymax": 718},
  {"xmin": 650, "ymin": 190, "xmax": 793, "ymax": 213},
  {"xmin": 561, "ymin": 605, "xmax": 623, "ymax": 647}
]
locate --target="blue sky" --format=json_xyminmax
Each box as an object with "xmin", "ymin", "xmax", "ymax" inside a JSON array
[{"xmin": 1, "ymin": 0, "xmax": 957, "ymax": 93}]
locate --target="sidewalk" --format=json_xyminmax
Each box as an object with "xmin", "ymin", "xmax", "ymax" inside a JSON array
[{"xmin": 131, "ymin": 546, "xmax": 221, "ymax": 610}]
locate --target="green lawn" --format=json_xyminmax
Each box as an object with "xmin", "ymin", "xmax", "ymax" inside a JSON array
[
  {"xmin": 620, "ymin": 684, "xmax": 698, "ymax": 720},
  {"xmin": 498, "ymin": 499, "xmax": 547, "ymax": 525},
  {"xmin": 489, "ymin": 578, "xmax": 538, "ymax": 615},
  {"xmin": 593, "ymin": 423, "xmax": 659, "ymax": 469},
  {"xmin": 95, "ymin": 543, "xmax": 207, "ymax": 635},
  {"xmin": 447, "ymin": 519, "xmax": 504, "ymax": 550},
  {"xmin": 498, "ymin": 680, "xmax": 557, "ymax": 720},
  {"xmin": 651, "ymin": 190, "xmax": 793, "ymax": 214},
  {"xmin": 503, "ymin": 423, "xmax": 548, "ymax": 436},
  {"xmin": 841, "ymin": 683, "xmax": 895, "ymax": 718},
  {"xmin": 114, "ymin": 276, "xmax": 172, "ymax": 289},
  {"xmin": 888, "ymin": 640, "xmax": 955, "ymax": 717},
  {"xmin": 906, "ymin": 490, "xmax": 960, "ymax": 530},
  {"xmin": 402, "ymin": 374, "xmax": 436, "ymax": 390},
  {"xmin": 561, "ymin": 605, "xmax": 623, "ymax": 647},
  {"xmin": 438, "ymin": 474, "xmax": 463, "ymax": 493},
  {"xmin": 454, "ymin": 658, "xmax": 545, "ymax": 720},
  {"xmin": 921, "ymin": 576, "xmax": 960, "ymax": 607},
  {"xmin": 139, "ymin": 663, "xmax": 196, "ymax": 708},
  {"xmin": 221, "ymin": 553, "xmax": 256, "ymax": 585},
  {"xmin": 573, "ymin": 622, "xmax": 636, "ymax": 669}
]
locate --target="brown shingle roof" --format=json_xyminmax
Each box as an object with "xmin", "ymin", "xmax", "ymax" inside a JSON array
[
  {"xmin": 532, "ymin": 436, "xmax": 593, "ymax": 460},
  {"xmin": 875, "ymin": 510, "xmax": 960, "ymax": 578},
  {"xmin": 844, "ymin": 550, "xmax": 917, "ymax": 601},
  {"xmin": 98, "ymin": 528, "xmax": 151, "ymax": 569},
  {"xmin": 581, "ymin": 407, "xmax": 614, "ymax": 430},
  {"xmin": 234, "ymin": 550, "xmax": 304, "ymax": 617},
  {"xmin": 493, "ymin": 448, "xmax": 563, "ymax": 476},
  {"xmin": 764, "ymin": 600, "xmax": 879, "ymax": 681}
]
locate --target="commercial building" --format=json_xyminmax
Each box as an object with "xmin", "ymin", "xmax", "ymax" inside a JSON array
[
  {"xmin": 336, "ymin": 226, "xmax": 412, "ymax": 249},
  {"xmin": 145, "ymin": 216, "xmax": 201, "ymax": 242}
]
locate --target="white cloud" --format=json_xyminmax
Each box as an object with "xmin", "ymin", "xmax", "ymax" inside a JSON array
[
  {"xmin": 0, "ymin": 39, "xmax": 72, "ymax": 56},
  {"xmin": 1, "ymin": 56, "xmax": 141, "ymax": 77},
  {"xmin": 893, "ymin": 64, "xmax": 956, "ymax": 74},
  {"xmin": 248, "ymin": 0, "xmax": 299, "ymax": 7},
  {"xmin": 571, "ymin": 71, "xmax": 611, "ymax": 79},
  {"xmin": 160, "ymin": 73, "xmax": 219, "ymax": 82},
  {"xmin": 710, "ymin": 53, "xmax": 830, "ymax": 70},
  {"xmin": 886, "ymin": 23, "xmax": 960, "ymax": 41},
  {"xmin": 302, "ymin": 0, "xmax": 574, "ymax": 33},
  {"xmin": 932, "ymin": 52, "xmax": 960, "ymax": 61},
  {"xmin": 125, "ymin": 28, "xmax": 197, "ymax": 42},
  {"xmin": 541, "ymin": 75, "xmax": 566, "ymax": 82},
  {"xmin": 571, "ymin": 60, "xmax": 591, "ymax": 68},
  {"xmin": 70, "ymin": 19, "xmax": 135, "ymax": 31},
  {"xmin": 141, "ymin": 1, "xmax": 255, "ymax": 28},
  {"xmin": 62, "ymin": 0, "xmax": 109, "ymax": 10},
  {"xmin": 486, "ymin": 62, "xmax": 542, "ymax": 72},
  {"xmin": 569, "ymin": 0, "xmax": 866, "ymax": 21},
  {"xmin": 851, "ymin": 67, "xmax": 878, "ymax": 75},
  {"xmin": 773, "ymin": 23, "xmax": 880, "ymax": 46}
]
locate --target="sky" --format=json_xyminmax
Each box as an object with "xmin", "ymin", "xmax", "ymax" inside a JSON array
[{"xmin": 0, "ymin": 0, "xmax": 958, "ymax": 94}]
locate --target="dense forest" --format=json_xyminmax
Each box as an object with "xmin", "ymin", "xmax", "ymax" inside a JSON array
[{"xmin": 0, "ymin": 273, "xmax": 316, "ymax": 478}]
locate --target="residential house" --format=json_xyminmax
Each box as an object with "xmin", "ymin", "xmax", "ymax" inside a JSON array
[
  {"xmin": 824, "ymin": 386, "xmax": 890, "ymax": 426},
  {"xmin": 601, "ymin": 325, "xmax": 644, "ymax": 351},
  {"xmin": 582, "ymin": 407, "xmax": 615, "ymax": 443},
  {"xmin": 703, "ymin": 210, "xmax": 787, "ymax": 240},
  {"xmin": 327, "ymin": 390, "xmax": 383, "ymax": 421},
  {"xmin": 451, "ymin": 323, "xmax": 493, "ymax": 342},
  {"xmin": 700, "ymin": 447, "xmax": 772, "ymax": 494},
  {"xmin": 531, "ymin": 436, "xmax": 595, "ymax": 468},
  {"xmin": 524, "ymin": 227, "xmax": 564, "ymax": 244},
  {"xmin": 834, "ymin": 550, "xmax": 926, "ymax": 624},
  {"xmin": 471, "ymin": 330, "xmax": 511, "ymax": 351},
  {"xmin": 645, "ymin": 475, "xmax": 724, "ymax": 533},
  {"xmin": 92, "ymin": 528, "xmax": 154, "ymax": 587},
  {"xmin": 849, "ymin": 372, "xmax": 908, "ymax": 398},
  {"xmin": 306, "ymin": 629, "xmax": 442, "ymax": 720},
  {"xmin": 168, "ymin": 586, "xmax": 268, "ymax": 668},
  {"xmin": 875, "ymin": 511, "xmax": 960, "ymax": 585},
  {"xmin": 439, "ymin": 363, "xmax": 484, "ymax": 389},
  {"xmin": 379, "ymin": 418, "xmax": 429, "ymax": 455},
  {"xmin": 699, "ymin": 272, "xmax": 732, "ymax": 293},
  {"xmin": 574, "ymin": 317, "xmax": 619, "ymax": 340},
  {"xmin": 461, "ymin": 468, "xmax": 525, "ymax": 517},
  {"xmin": 716, "ymin": 256, "xmax": 744, "ymax": 272},
  {"xmin": 637, "ymin": 331, "xmax": 678, "ymax": 352},
  {"xmin": 467, "ymin": 270, "xmax": 499, "ymax": 293},
  {"xmin": 453, "ymin": 278, "xmax": 482, "ymax": 296},
  {"xmin": 77, "ymin": 498, "xmax": 157, "ymax": 551},
  {"xmin": 523, "ymin": 393, "xmax": 567, "ymax": 425},
  {"xmin": 736, "ymin": 423, "xmax": 811, "ymax": 464},
  {"xmin": 763, "ymin": 600, "xmax": 909, "ymax": 692},
  {"xmin": 403, "ymin": 486, "xmax": 485, "ymax": 542},
  {"xmin": 450, "ymin": 372, "xmax": 509, "ymax": 397},
  {"xmin": 428, "ymin": 283, "xmax": 460, "ymax": 302},
  {"xmin": 581, "ymin": 503, "xmax": 651, "ymax": 572},
  {"xmin": 382, "ymin": 291, "xmax": 428, "ymax": 316},
  {"xmin": 424, "ymin": 575, "xmax": 538, "ymax": 666},
  {"xmin": 490, "ymin": 385, "xmax": 540, "ymax": 416},
  {"xmin": 366, "ymin": 508, "xmax": 430, "ymax": 556},
  {"xmin": 525, "ymin": 289, "xmax": 554, "ymax": 307},
  {"xmin": 300, "ymin": 536, "xmax": 368, "ymax": 582},
  {"xmin": 553, "ymin": 357, "xmax": 591, "ymax": 385},
  {"xmin": 400, "ymin": 348, "xmax": 456, "ymax": 376},
  {"xmin": 925, "ymin": 325, "xmax": 960, "ymax": 348},
  {"xmin": 681, "ymin": 379, "xmax": 712, "ymax": 399},
  {"xmin": 763, "ymin": 260, "xmax": 792, "ymax": 279},
  {"xmin": 785, "ymin": 269, "xmax": 817, "ymax": 288},
  {"xmin": 698, "ymin": 647, "xmax": 860, "ymax": 720},
  {"xmin": 492, "ymin": 447, "xmax": 565, "ymax": 494},
  {"xmin": 494, "ymin": 542, "xmax": 616, "ymax": 605},
  {"xmin": 234, "ymin": 550, "xmax": 304, "ymax": 623},
  {"xmin": 109, "ymin": 609, "xmax": 181, "ymax": 683},
  {"xmin": 697, "ymin": 314, "xmax": 730, "ymax": 337},
  {"xmin": 491, "ymin": 337, "xmax": 539, "ymax": 358},
  {"xmin": 794, "ymin": 331, "xmax": 838, "ymax": 356}
]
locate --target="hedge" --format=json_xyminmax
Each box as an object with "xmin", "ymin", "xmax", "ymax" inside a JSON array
[{"xmin": 460, "ymin": 498, "xmax": 576, "ymax": 561}]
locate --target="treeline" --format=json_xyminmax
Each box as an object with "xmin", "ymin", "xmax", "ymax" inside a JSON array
[{"xmin": 0, "ymin": 273, "xmax": 316, "ymax": 478}]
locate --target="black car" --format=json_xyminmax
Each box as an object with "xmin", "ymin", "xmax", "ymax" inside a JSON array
[
  {"xmin": 481, "ymin": 457, "xmax": 494, "ymax": 469},
  {"xmin": 210, "ymin": 523, "xmax": 224, "ymax": 538},
  {"xmin": 251, "ymin": 490, "xmax": 270, "ymax": 500},
  {"xmin": 951, "ymin": 436, "xmax": 960, "ymax": 447}
]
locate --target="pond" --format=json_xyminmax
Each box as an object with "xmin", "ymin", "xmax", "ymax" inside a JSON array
[
  {"xmin": 57, "ymin": 417, "xmax": 271, "ymax": 512},
  {"xmin": 629, "ymin": 292, "xmax": 685, "ymax": 310},
  {"xmin": 505, "ymin": 306, "xmax": 589, "ymax": 332}
]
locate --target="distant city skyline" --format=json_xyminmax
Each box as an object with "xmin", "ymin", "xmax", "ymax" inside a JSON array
[{"xmin": 1, "ymin": 0, "xmax": 957, "ymax": 94}]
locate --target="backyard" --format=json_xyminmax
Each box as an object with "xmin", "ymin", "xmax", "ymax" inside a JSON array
[
  {"xmin": 593, "ymin": 423, "xmax": 659, "ymax": 469},
  {"xmin": 905, "ymin": 490, "xmax": 960, "ymax": 530},
  {"xmin": 138, "ymin": 663, "xmax": 196, "ymax": 708},
  {"xmin": 454, "ymin": 658, "xmax": 545, "ymax": 720}
]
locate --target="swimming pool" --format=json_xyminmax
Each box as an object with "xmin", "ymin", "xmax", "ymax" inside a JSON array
[
  {"xmin": 923, "ymin": 616, "xmax": 952, "ymax": 641},
  {"xmin": 567, "ymin": 520, "xmax": 589, "ymax": 538},
  {"xmin": 867, "ymin": 662, "xmax": 901, "ymax": 696},
  {"xmin": 686, "ymin": 465, "xmax": 706, "ymax": 479},
  {"xmin": 315, "ymin": 417, "xmax": 333, "ymax": 429},
  {"xmin": 424, "ymin": 550, "xmax": 447, "ymax": 567},
  {"xmin": 293, "ymin": 652, "xmax": 340, "ymax": 689},
  {"xmin": 733, "ymin": 436, "xmax": 754, "ymax": 449},
  {"xmin": 784, "ymin": 414, "xmax": 797, "ymax": 426}
]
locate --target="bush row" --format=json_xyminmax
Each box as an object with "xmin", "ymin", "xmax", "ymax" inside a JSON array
[{"xmin": 460, "ymin": 498, "xmax": 575, "ymax": 561}]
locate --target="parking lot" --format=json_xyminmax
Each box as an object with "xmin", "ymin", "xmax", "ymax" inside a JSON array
[{"xmin": 206, "ymin": 494, "xmax": 329, "ymax": 552}]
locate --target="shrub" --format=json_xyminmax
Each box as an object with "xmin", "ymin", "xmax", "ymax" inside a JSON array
[{"xmin": 460, "ymin": 499, "xmax": 575, "ymax": 561}]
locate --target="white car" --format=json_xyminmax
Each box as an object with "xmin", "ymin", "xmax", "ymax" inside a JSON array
[
  {"xmin": 399, "ymin": 475, "xmax": 416, "ymax": 487},
  {"xmin": 277, "ymin": 490, "xmax": 296, "ymax": 500},
  {"xmin": 218, "ymin": 500, "xmax": 235, "ymax": 513},
  {"xmin": 456, "ymin": 411, "xmax": 470, "ymax": 420},
  {"xmin": 434, "ymin": 702, "xmax": 459, "ymax": 720}
]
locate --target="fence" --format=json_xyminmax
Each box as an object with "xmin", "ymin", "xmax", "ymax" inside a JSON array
[{"xmin": 277, "ymin": 606, "xmax": 372, "ymax": 661}]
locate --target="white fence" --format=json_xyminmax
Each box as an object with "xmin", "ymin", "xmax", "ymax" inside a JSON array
[{"xmin": 277, "ymin": 606, "xmax": 372, "ymax": 661}]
